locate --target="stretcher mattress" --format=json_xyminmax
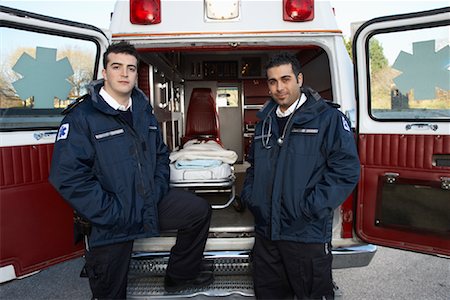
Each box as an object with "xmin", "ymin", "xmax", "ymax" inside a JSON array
[
  {"xmin": 169, "ymin": 139, "xmax": 238, "ymax": 164},
  {"xmin": 170, "ymin": 163, "xmax": 233, "ymax": 182}
]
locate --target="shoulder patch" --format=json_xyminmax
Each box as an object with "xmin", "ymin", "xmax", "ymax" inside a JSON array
[
  {"xmin": 341, "ymin": 116, "xmax": 351, "ymax": 132},
  {"xmin": 57, "ymin": 123, "xmax": 70, "ymax": 141}
]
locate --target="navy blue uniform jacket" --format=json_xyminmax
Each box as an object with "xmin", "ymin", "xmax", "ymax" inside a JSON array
[
  {"xmin": 241, "ymin": 87, "xmax": 360, "ymax": 243},
  {"xmin": 49, "ymin": 80, "xmax": 169, "ymax": 248}
]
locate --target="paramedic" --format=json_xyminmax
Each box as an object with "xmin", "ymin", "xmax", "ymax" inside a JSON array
[
  {"xmin": 49, "ymin": 41, "xmax": 213, "ymax": 299},
  {"xmin": 241, "ymin": 52, "xmax": 360, "ymax": 299}
]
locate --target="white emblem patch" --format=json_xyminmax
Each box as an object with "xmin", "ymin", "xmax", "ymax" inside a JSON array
[
  {"xmin": 341, "ymin": 116, "xmax": 351, "ymax": 132},
  {"xmin": 57, "ymin": 123, "xmax": 70, "ymax": 141}
]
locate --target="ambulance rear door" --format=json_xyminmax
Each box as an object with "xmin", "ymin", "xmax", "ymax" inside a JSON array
[
  {"xmin": 0, "ymin": 5, "xmax": 109, "ymax": 282},
  {"xmin": 353, "ymin": 7, "xmax": 450, "ymax": 257}
]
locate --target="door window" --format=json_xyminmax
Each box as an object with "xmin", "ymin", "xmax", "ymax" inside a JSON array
[
  {"xmin": 1, "ymin": 26, "xmax": 98, "ymax": 129},
  {"xmin": 216, "ymin": 86, "xmax": 239, "ymax": 108},
  {"xmin": 367, "ymin": 25, "xmax": 449, "ymax": 121}
]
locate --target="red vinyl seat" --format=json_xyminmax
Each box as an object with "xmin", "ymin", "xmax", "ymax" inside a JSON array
[{"xmin": 182, "ymin": 88, "xmax": 221, "ymax": 145}]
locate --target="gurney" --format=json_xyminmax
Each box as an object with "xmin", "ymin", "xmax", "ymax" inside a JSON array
[
  {"xmin": 169, "ymin": 139, "xmax": 238, "ymax": 209},
  {"xmin": 169, "ymin": 88, "xmax": 240, "ymax": 210}
]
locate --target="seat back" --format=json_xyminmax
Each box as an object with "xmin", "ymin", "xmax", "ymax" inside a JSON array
[{"xmin": 183, "ymin": 88, "xmax": 221, "ymax": 145}]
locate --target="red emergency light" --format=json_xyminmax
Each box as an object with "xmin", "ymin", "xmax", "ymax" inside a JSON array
[
  {"xmin": 283, "ymin": 0, "xmax": 314, "ymax": 22},
  {"xmin": 130, "ymin": 0, "xmax": 161, "ymax": 24}
]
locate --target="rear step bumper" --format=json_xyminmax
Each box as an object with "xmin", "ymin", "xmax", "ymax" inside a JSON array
[
  {"xmin": 332, "ymin": 244, "xmax": 377, "ymax": 269},
  {"xmin": 128, "ymin": 245, "xmax": 376, "ymax": 298},
  {"xmin": 128, "ymin": 251, "xmax": 253, "ymax": 298}
]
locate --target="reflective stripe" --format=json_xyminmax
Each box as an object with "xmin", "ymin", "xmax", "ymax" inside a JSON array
[
  {"xmin": 291, "ymin": 128, "xmax": 319, "ymax": 134},
  {"xmin": 95, "ymin": 128, "xmax": 124, "ymax": 140}
]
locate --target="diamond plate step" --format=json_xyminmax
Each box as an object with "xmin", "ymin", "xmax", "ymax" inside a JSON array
[
  {"xmin": 129, "ymin": 256, "xmax": 252, "ymax": 277},
  {"xmin": 127, "ymin": 275, "xmax": 254, "ymax": 298},
  {"xmin": 128, "ymin": 254, "xmax": 254, "ymax": 298}
]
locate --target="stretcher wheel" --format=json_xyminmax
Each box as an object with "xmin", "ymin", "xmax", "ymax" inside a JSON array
[{"xmin": 232, "ymin": 196, "xmax": 246, "ymax": 212}]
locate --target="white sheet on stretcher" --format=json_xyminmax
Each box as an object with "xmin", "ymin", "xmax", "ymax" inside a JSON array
[
  {"xmin": 170, "ymin": 163, "xmax": 232, "ymax": 182},
  {"xmin": 169, "ymin": 139, "xmax": 238, "ymax": 164}
]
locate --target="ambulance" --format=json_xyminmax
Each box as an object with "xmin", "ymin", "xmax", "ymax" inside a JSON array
[{"xmin": 0, "ymin": 0, "xmax": 449, "ymax": 297}]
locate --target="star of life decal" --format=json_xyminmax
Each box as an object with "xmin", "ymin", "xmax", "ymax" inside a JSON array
[
  {"xmin": 57, "ymin": 123, "xmax": 70, "ymax": 141},
  {"xmin": 342, "ymin": 116, "xmax": 350, "ymax": 132}
]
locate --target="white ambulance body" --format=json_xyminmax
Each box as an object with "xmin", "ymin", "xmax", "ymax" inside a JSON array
[{"xmin": 0, "ymin": 1, "xmax": 448, "ymax": 297}]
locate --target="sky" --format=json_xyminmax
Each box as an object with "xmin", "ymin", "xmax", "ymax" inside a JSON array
[{"xmin": 1, "ymin": 0, "xmax": 449, "ymax": 38}]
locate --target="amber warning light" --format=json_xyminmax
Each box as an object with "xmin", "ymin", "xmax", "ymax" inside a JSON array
[
  {"xmin": 130, "ymin": 0, "xmax": 161, "ymax": 24},
  {"xmin": 283, "ymin": 0, "xmax": 314, "ymax": 22}
]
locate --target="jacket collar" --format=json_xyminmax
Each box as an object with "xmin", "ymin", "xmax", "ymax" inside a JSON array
[
  {"xmin": 257, "ymin": 86, "xmax": 329, "ymax": 125},
  {"xmin": 88, "ymin": 79, "xmax": 152, "ymax": 115}
]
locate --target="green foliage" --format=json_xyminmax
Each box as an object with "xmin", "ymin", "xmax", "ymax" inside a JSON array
[
  {"xmin": 344, "ymin": 36, "xmax": 390, "ymax": 109},
  {"xmin": 344, "ymin": 37, "xmax": 388, "ymax": 72},
  {"xmin": 345, "ymin": 38, "xmax": 352, "ymax": 60},
  {"xmin": 369, "ymin": 38, "xmax": 388, "ymax": 72}
]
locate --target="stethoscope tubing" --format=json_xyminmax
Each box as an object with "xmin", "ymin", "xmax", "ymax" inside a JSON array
[{"xmin": 261, "ymin": 99, "xmax": 301, "ymax": 149}]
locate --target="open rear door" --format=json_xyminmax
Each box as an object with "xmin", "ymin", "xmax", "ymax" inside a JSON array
[
  {"xmin": 0, "ymin": 6, "xmax": 109, "ymax": 282},
  {"xmin": 353, "ymin": 7, "xmax": 450, "ymax": 257}
]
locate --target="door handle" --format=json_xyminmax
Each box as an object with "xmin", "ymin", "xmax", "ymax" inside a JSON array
[
  {"xmin": 33, "ymin": 130, "xmax": 58, "ymax": 141},
  {"xmin": 405, "ymin": 123, "xmax": 438, "ymax": 131}
]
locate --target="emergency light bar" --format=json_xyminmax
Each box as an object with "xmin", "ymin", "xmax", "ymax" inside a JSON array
[
  {"xmin": 283, "ymin": 0, "xmax": 314, "ymax": 22},
  {"xmin": 130, "ymin": 0, "xmax": 161, "ymax": 25}
]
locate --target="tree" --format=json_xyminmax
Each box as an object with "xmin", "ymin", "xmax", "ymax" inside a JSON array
[
  {"xmin": 344, "ymin": 37, "xmax": 388, "ymax": 72},
  {"xmin": 59, "ymin": 46, "xmax": 95, "ymax": 97},
  {"xmin": 0, "ymin": 47, "xmax": 32, "ymax": 108},
  {"xmin": 368, "ymin": 38, "xmax": 388, "ymax": 73}
]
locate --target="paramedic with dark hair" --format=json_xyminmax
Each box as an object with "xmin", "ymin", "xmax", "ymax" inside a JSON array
[
  {"xmin": 241, "ymin": 52, "xmax": 360, "ymax": 299},
  {"xmin": 49, "ymin": 41, "xmax": 213, "ymax": 299}
]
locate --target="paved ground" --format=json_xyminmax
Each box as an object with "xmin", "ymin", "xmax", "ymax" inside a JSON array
[{"xmin": 1, "ymin": 246, "xmax": 449, "ymax": 299}]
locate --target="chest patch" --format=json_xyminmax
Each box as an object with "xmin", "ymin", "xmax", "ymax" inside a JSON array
[
  {"xmin": 291, "ymin": 128, "xmax": 319, "ymax": 134},
  {"xmin": 95, "ymin": 128, "xmax": 125, "ymax": 140}
]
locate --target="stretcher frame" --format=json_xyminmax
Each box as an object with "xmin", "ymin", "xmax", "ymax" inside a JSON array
[{"xmin": 169, "ymin": 172, "xmax": 236, "ymax": 209}]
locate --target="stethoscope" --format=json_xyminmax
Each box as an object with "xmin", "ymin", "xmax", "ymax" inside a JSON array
[{"xmin": 261, "ymin": 99, "xmax": 301, "ymax": 149}]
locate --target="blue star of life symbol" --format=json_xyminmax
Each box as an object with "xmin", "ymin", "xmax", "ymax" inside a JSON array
[
  {"xmin": 12, "ymin": 47, "xmax": 74, "ymax": 108},
  {"xmin": 57, "ymin": 123, "xmax": 70, "ymax": 141},
  {"xmin": 392, "ymin": 40, "xmax": 450, "ymax": 100}
]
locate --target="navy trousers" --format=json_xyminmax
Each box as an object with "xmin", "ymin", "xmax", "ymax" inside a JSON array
[
  {"xmin": 84, "ymin": 188, "xmax": 211, "ymax": 299},
  {"xmin": 252, "ymin": 234, "xmax": 334, "ymax": 300}
]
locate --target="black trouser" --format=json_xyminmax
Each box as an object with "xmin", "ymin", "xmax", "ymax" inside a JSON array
[
  {"xmin": 252, "ymin": 234, "xmax": 334, "ymax": 300},
  {"xmin": 84, "ymin": 189, "xmax": 212, "ymax": 299}
]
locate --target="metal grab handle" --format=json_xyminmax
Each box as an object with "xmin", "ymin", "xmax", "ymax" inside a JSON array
[
  {"xmin": 405, "ymin": 123, "xmax": 438, "ymax": 131},
  {"xmin": 33, "ymin": 130, "xmax": 58, "ymax": 140}
]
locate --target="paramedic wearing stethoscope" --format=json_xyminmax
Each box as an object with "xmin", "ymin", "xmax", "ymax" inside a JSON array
[{"xmin": 241, "ymin": 52, "xmax": 360, "ymax": 300}]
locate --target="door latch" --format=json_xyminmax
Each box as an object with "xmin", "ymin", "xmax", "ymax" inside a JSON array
[
  {"xmin": 384, "ymin": 172, "xmax": 399, "ymax": 184},
  {"xmin": 441, "ymin": 177, "xmax": 450, "ymax": 190}
]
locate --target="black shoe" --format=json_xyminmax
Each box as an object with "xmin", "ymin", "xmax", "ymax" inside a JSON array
[
  {"xmin": 164, "ymin": 271, "xmax": 214, "ymax": 293},
  {"xmin": 201, "ymin": 260, "xmax": 214, "ymax": 273}
]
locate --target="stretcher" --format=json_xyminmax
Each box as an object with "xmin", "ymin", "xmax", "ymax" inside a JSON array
[
  {"xmin": 169, "ymin": 139, "xmax": 238, "ymax": 209},
  {"xmin": 169, "ymin": 88, "xmax": 239, "ymax": 209}
]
